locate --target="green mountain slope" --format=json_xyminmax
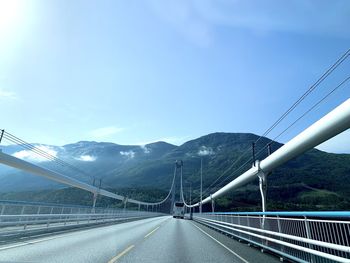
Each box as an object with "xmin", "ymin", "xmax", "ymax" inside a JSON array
[{"xmin": 0, "ymin": 132, "xmax": 349, "ymax": 211}]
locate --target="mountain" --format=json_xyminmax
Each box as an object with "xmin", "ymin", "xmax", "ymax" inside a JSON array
[
  {"xmin": 1, "ymin": 132, "xmax": 350, "ymax": 211},
  {"xmin": 0, "ymin": 140, "xmax": 177, "ymax": 191}
]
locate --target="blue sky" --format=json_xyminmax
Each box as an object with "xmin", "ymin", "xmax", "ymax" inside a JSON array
[{"xmin": 0, "ymin": 0, "xmax": 349, "ymax": 153}]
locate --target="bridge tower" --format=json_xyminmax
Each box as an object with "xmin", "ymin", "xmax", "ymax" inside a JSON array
[{"xmin": 170, "ymin": 160, "xmax": 183, "ymax": 213}]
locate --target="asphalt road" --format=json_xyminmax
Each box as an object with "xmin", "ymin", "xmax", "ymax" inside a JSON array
[{"xmin": 0, "ymin": 216, "xmax": 280, "ymax": 263}]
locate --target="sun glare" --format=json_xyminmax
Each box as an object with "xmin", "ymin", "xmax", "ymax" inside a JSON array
[{"xmin": 0, "ymin": 0, "xmax": 22, "ymax": 34}]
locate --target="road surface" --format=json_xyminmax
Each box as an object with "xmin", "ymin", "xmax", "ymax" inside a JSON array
[{"xmin": 0, "ymin": 216, "xmax": 279, "ymax": 263}]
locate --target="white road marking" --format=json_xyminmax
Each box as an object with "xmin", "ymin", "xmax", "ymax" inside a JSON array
[
  {"xmin": 144, "ymin": 226, "xmax": 160, "ymax": 238},
  {"xmin": 0, "ymin": 217, "xmax": 168, "ymax": 251},
  {"xmin": 190, "ymin": 222, "xmax": 250, "ymax": 263},
  {"xmin": 108, "ymin": 245, "xmax": 134, "ymax": 263}
]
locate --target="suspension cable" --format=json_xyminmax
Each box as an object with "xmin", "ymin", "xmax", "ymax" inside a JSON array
[
  {"xmin": 2, "ymin": 131, "xmax": 94, "ymax": 180},
  {"xmin": 200, "ymin": 49, "xmax": 350, "ymax": 196},
  {"xmin": 245, "ymin": 74, "xmax": 350, "ymax": 173},
  {"xmin": 0, "ymin": 131, "xmax": 177, "ymax": 207}
]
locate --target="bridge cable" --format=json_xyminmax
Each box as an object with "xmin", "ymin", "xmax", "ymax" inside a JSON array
[
  {"xmin": 253, "ymin": 48, "xmax": 350, "ymax": 146},
  {"xmin": 247, "ymin": 75, "xmax": 350, "ymax": 169},
  {"xmin": 1, "ymin": 131, "xmax": 177, "ymax": 207},
  {"xmin": 2, "ymin": 131, "xmax": 95, "ymax": 181},
  {"xmin": 199, "ymin": 49, "xmax": 350, "ymax": 197},
  {"xmin": 201, "ymin": 75, "xmax": 350, "ymax": 196}
]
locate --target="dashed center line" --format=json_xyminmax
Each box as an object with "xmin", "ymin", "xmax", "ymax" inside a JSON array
[
  {"xmin": 108, "ymin": 245, "xmax": 135, "ymax": 263},
  {"xmin": 144, "ymin": 226, "xmax": 160, "ymax": 238},
  {"xmin": 107, "ymin": 219, "xmax": 167, "ymax": 262}
]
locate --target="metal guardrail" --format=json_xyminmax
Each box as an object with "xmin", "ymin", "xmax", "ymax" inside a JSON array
[
  {"xmin": 192, "ymin": 212, "xmax": 350, "ymax": 263},
  {"xmin": 0, "ymin": 201, "xmax": 163, "ymax": 237},
  {"xmin": 0, "ymin": 200, "xmax": 163, "ymax": 215},
  {"xmin": 0, "ymin": 200, "xmax": 122, "ymax": 215}
]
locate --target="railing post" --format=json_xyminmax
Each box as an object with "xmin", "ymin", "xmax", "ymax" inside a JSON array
[
  {"xmin": 237, "ymin": 215, "xmax": 243, "ymax": 241},
  {"xmin": 247, "ymin": 215, "xmax": 252, "ymax": 244},
  {"xmin": 304, "ymin": 217, "xmax": 316, "ymax": 263}
]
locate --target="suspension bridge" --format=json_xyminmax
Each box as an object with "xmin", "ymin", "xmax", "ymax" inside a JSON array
[
  {"xmin": 0, "ymin": 96, "xmax": 349, "ymax": 262},
  {"xmin": 0, "ymin": 48, "xmax": 350, "ymax": 262}
]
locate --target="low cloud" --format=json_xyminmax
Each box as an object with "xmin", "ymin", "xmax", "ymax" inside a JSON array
[
  {"xmin": 89, "ymin": 126, "xmax": 124, "ymax": 139},
  {"xmin": 140, "ymin": 145, "xmax": 151, "ymax": 154},
  {"xmin": 198, "ymin": 146, "xmax": 214, "ymax": 156},
  {"xmin": 13, "ymin": 145, "xmax": 58, "ymax": 162},
  {"xmin": 75, "ymin": 155, "xmax": 97, "ymax": 162},
  {"xmin": 120, "ymin": 150, "xmax": 135, "ymax": 159}
]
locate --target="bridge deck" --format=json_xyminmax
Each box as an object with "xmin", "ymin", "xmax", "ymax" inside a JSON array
[{"xmin": 0, "ymin": 216, "xmax": 279, "ymax": 263}]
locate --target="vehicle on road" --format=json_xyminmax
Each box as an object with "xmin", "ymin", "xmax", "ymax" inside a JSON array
[{"xmin": 173, "ymin": 202, "xmax": 185, "ymax": 219}]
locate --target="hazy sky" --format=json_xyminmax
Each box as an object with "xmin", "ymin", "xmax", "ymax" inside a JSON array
[{"xmin": 0, "ymin": 0, "xmax": 349, "ymax": 153}]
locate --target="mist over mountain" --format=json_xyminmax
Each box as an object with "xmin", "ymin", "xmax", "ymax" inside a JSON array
[{"xmin": 1, "ymin": 132, "xmax": 350, "ymax": 210}]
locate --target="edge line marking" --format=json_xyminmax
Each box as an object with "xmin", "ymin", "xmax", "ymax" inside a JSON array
[{"xmin": 190, "ymin": 222, "xmax": 250, "ymax": 263}]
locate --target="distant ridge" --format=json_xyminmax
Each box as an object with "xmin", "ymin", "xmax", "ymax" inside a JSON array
[{"xmin": 0, "ymin": 132, "xmax": 349, "ymax": 210}]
